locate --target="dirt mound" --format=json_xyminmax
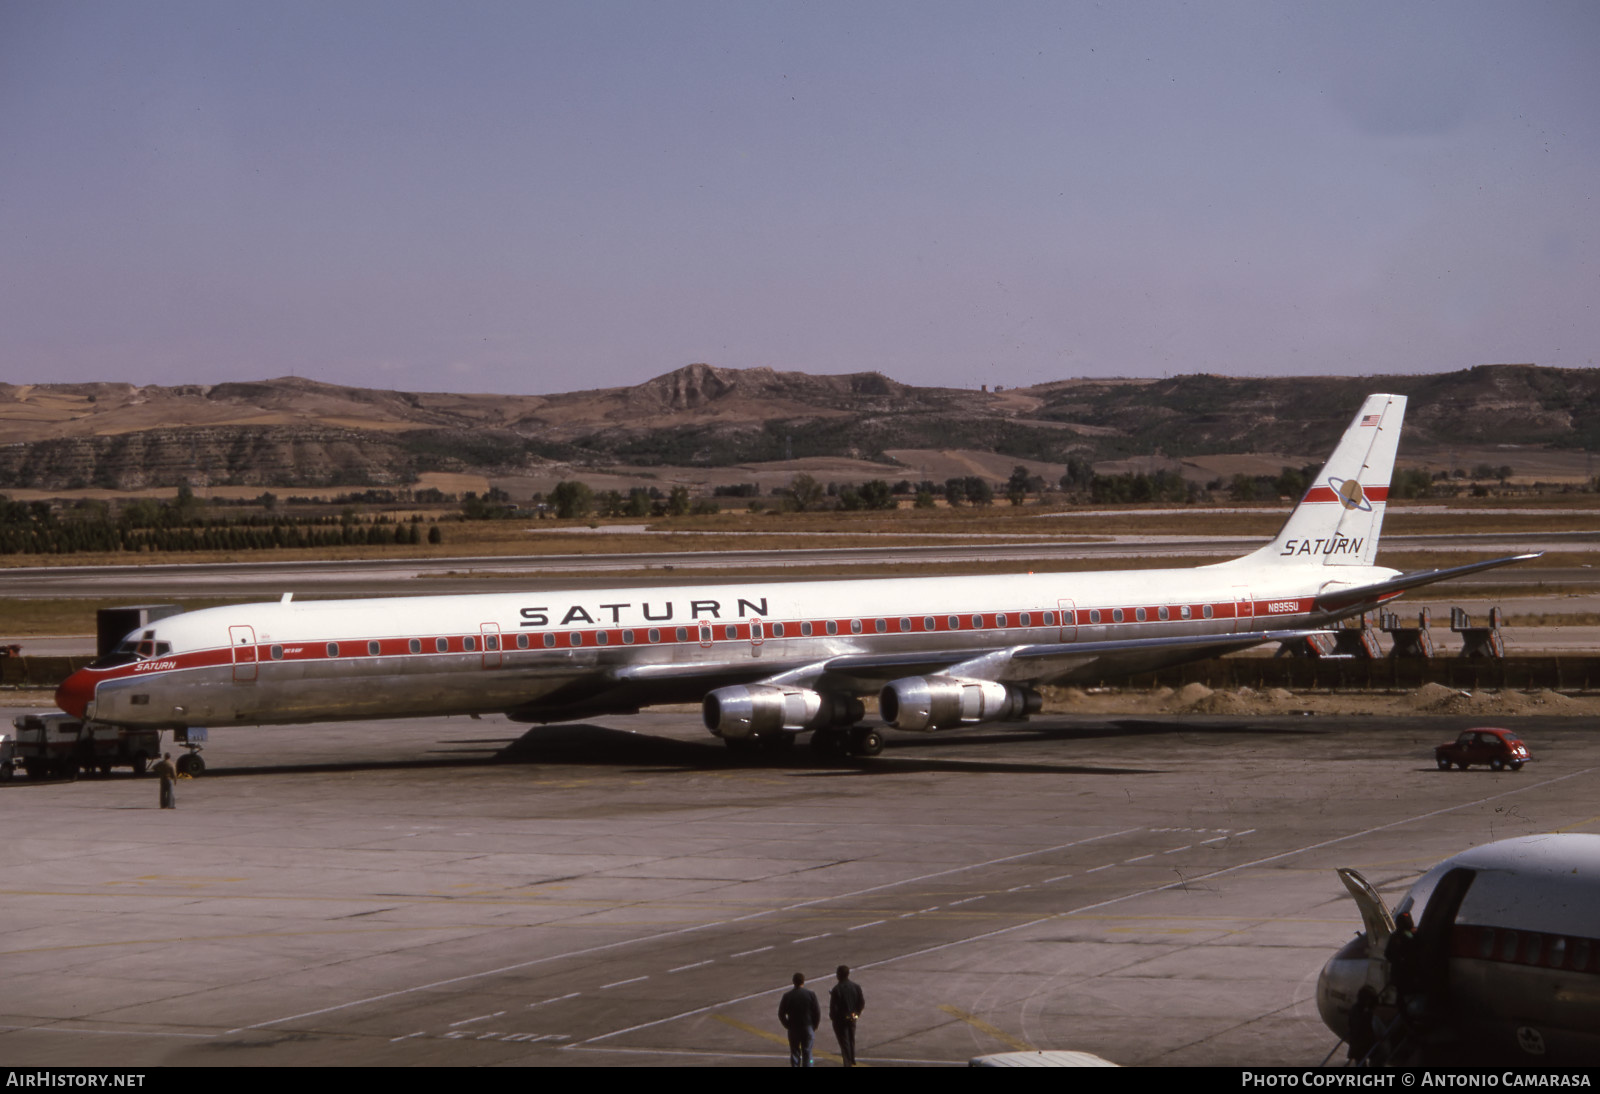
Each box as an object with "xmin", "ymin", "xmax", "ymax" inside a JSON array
[
  {"xmin": 1409, "ymin": 683, "xmax": 1469, "ymax": 712},
  {"xmin": 1173, "ymin": 683, "xmax": 1214, "ymax": 708}
]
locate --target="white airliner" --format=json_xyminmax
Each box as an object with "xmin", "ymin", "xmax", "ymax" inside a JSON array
[
  {"xmin": 1318, "ymin": 834, "xmax": 1600, "ymax": 1065},
  {"xmin": 56, "ymin": 393, "xmax": 1535, "ymax": 763}
]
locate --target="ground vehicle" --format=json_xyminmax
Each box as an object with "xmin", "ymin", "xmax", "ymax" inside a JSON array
[
  {"xmin": 1434, "ymin": 727, "xmax": 1530, "ymax": 771},
  {"xmin": 0, "ymin": 733, "xmax": 13, "ymax": 780},
  {"xmin": 9, "ymin": 713, "xmax": 162, "ymax": 779}
]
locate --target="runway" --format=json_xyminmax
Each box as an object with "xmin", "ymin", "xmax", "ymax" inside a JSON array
[
  {"xmin": 0, "ymin": 533, "xmax": 1591, "ymax": 601},
  {"xmin": 3, "ymin": 705, "xmax": 1595, "ymax": 1066}
]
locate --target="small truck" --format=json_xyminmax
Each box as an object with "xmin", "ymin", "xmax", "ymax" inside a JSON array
[{"xmin": 9, "ymin": 713, "xmax": 162, "ymax": 780}]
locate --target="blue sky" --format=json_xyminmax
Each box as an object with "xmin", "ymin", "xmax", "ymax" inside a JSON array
[{"xmin": 2, "ymin": 1, "xmax": 1595, "ymax": 394}]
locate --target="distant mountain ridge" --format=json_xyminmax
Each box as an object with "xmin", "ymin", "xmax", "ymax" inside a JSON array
[{"xmin": 0, "ymin": 363, "xmax": 1594, "ymax": 491}]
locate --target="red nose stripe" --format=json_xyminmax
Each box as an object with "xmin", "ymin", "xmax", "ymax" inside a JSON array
[{"xmin": 56, "ymin": 670, "xmax": 94, "ymax": 718}]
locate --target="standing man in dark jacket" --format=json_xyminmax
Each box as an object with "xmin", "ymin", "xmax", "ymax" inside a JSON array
[
  {"xmin": 829, "ymin": 964, "xmax": 865, "ymax": 1066},
  {"xmin": 152, "ymin": 752, "xmax": 178, "ymax": 809},
  {"xmin": 778, "ymin": 972, "xmax": 820, "ymax": 1067}
]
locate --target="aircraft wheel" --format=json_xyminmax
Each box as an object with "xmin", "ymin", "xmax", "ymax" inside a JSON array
[
  {"xmin": 176, "ymin": 754, "xmax": 205, "ymax": 776},
  {"xmin": 1436, "ymin": 757, "xmax": 1450, "ymax": 770},
  {"xmin": 849, "ymin": 727, "xmax": 884, "ymax": 757}
]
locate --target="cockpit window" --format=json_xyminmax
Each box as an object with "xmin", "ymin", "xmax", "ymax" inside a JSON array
[{"xmin": 88, "ymin": 636, "xmax": 173, "ymax": 669}]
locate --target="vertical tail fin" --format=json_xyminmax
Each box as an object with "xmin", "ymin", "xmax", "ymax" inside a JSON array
[{"xmin": 1225, "ymin": 393, "xmax": 1406, "ymax": 569}]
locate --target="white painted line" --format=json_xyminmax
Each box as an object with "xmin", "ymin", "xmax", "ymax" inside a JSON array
[
  {"xmin": 1162, "ymin": 846, "xmax": 1192, "ymax": 855},
  {"xmin": 600, "ymin": 976, "xmax": 649, "ymax": 990},
  {"xmin": 448, "ymin": 1011, "xmax": 504, "ymax": 1027},
  {"xmin": 848, "ymin": 920, "xmax": 887, "ymax": 931},
  {"xmin": 1123, "ymin": 854, "xmax": 1153, "ymax": 863},
  {"xmin": 1006, "ymin": 885, "xmax": 1030, "ymax": 892},
  {"xmin": 235, "ymin": 826, "xmax": 1143, "ymax": 1034},
  {"xmin": 731, "ymin": 946, "xmax": 774, "ymax": 957},
  {"xmin": 529, "ymin": 992, "xmax": 581, "ymax": 1008},
  {"xmin": 389, "ymin": 1031, "xmax": 426, "ymax": 1042},
  {"xmin": 668, "ymin": 960, "xmax": 714, "ymax": 973},
  {"xmin": 792, "ymin": 933, "xmax": 832, "ymax": 944},
  {"xmin": 918, "ymin": 906, "xmax": 942, "ymax": 913},
  {"xmin": 1086, "ymin": 863, "xmax": 1114, "ymax": 873},
  {"xmin": 1200, "ymin": 836, "xmax": 1227, "ymax": 845},
  {"xmin": 575, "ymin": 773, "xmax": 1600, "ymax": 1048},
  {"xmin": 948, "ymin": 896, "xmax": 985, "ymax": 905},
  {"xmin": 1235, "ymin": 829, "xmax": 1257, "ymax": 838},
  {"xmin": 1042, "ymin": 874, "xmax": 1073, "ymax": 883}
]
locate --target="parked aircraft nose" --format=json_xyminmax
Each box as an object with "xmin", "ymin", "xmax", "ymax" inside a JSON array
[{"xmin": 55, "ymin": 669, "xmax": 95, "ymax": 718}]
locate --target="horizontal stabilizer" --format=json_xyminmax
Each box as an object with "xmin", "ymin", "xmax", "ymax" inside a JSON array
[{"xmin": 1314, "ymin": 553, "xmax": 1542, "ymax": 613}]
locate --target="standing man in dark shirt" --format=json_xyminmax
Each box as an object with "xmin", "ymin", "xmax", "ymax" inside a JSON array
[
  {"xmin": 777, "ymin": 972, "xmax": 820, "ymax": 1067},
  {"xmin": 152, "ymin": 752, "xmax": 178, "ymax": 809},
  {"xmin": 829, "ymin": 964, "xmax": 865, "ymax": 1067}
]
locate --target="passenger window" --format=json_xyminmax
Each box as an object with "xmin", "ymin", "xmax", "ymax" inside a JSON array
[
  {"xmin": 409, "ymin": 639, "xmax": 422, "ymax": 654},
  {"xmin": 435, "ymin": 638, "xmax": 448, "ymax": 653},
  {"xmin": 326, "ymin": 642, "xmax": 340, "ymax": 657},
  {"xmin": 368, "ymin": 641, "xmax": 381, "ymax": 656}
]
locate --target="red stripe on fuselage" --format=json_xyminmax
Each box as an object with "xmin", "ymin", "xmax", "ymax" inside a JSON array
[{"xmin": 70, "ymin": 596, "xmax": 1318, "ymax": 690}]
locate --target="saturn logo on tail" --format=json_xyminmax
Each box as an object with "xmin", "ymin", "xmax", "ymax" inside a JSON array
[{"xmin": 1328, "ymin": 477, "xmax": 1371, "ymax": 512}]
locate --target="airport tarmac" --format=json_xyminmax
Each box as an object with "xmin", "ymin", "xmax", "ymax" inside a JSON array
[{"xmin": 2, "ymin": 704, "xmax": 1596, "ymax": 1067}]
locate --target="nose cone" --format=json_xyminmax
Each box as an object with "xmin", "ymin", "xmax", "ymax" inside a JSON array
[
  {"xmin": 56, "ymin": 669, "xmax": 96, "ymax": 718},
  {"xmin": 1317, "ymin": 935, "xmax": 1375, "ymax": 1040}
]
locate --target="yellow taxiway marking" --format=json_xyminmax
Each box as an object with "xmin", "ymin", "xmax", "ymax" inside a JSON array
[
  {"xmin": 711, "ymin": 1013, "xmax": 846, "ymax": 1064},
  {"xmin": 938, "ymin": 1004, "xmax": 1035, "ymax": 1052}
]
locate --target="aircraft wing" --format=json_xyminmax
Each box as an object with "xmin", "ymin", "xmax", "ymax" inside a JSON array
[
  {"xmin": 619, "ymin": 628, "xmax": 1320, "ymax": 692},
  {"xmin": 1314, "ymin": 553, "xmax": 1542, "ymax": 613}
]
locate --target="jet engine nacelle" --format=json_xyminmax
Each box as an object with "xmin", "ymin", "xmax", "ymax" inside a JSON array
[
  {"xmin": 878, "ymin": 676, "xmax": 1042, "ymax": 732},
  {"xmin": 702, "ymin": 685, "xmax": 864, "ymax": 739}
]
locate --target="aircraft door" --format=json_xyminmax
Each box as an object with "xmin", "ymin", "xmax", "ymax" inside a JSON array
[
  {"xmin": 480, "ymin": 623, "xmax": 502, "ymax": 669},
  {"xmin": 698, "ymin": 622, "xmax": 714, "ymax": 648},
  {"xmin": 229, "ymin": 625, "xmax": 258, "ymax": 682},
  {"xmin": 1232, "ymin": 587, "xmax": 1256, "ymax": 633},
  {"xmin": 748, "ymin": 618, "xmax": 764, "ymax": 657},
  {"xmin": 1057, "ymin": 599, "xmax": 1077, "ymax": 642}
]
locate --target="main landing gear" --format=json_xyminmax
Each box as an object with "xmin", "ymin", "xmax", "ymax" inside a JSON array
[{"xmin": 810, "ymin": 726, "xmax": 884, "ymax": 760}]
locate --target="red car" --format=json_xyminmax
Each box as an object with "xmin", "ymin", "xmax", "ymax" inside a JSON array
[{"xmin": 1435, "ymin": 727, "xmax": 1530, "ymax": 772}]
